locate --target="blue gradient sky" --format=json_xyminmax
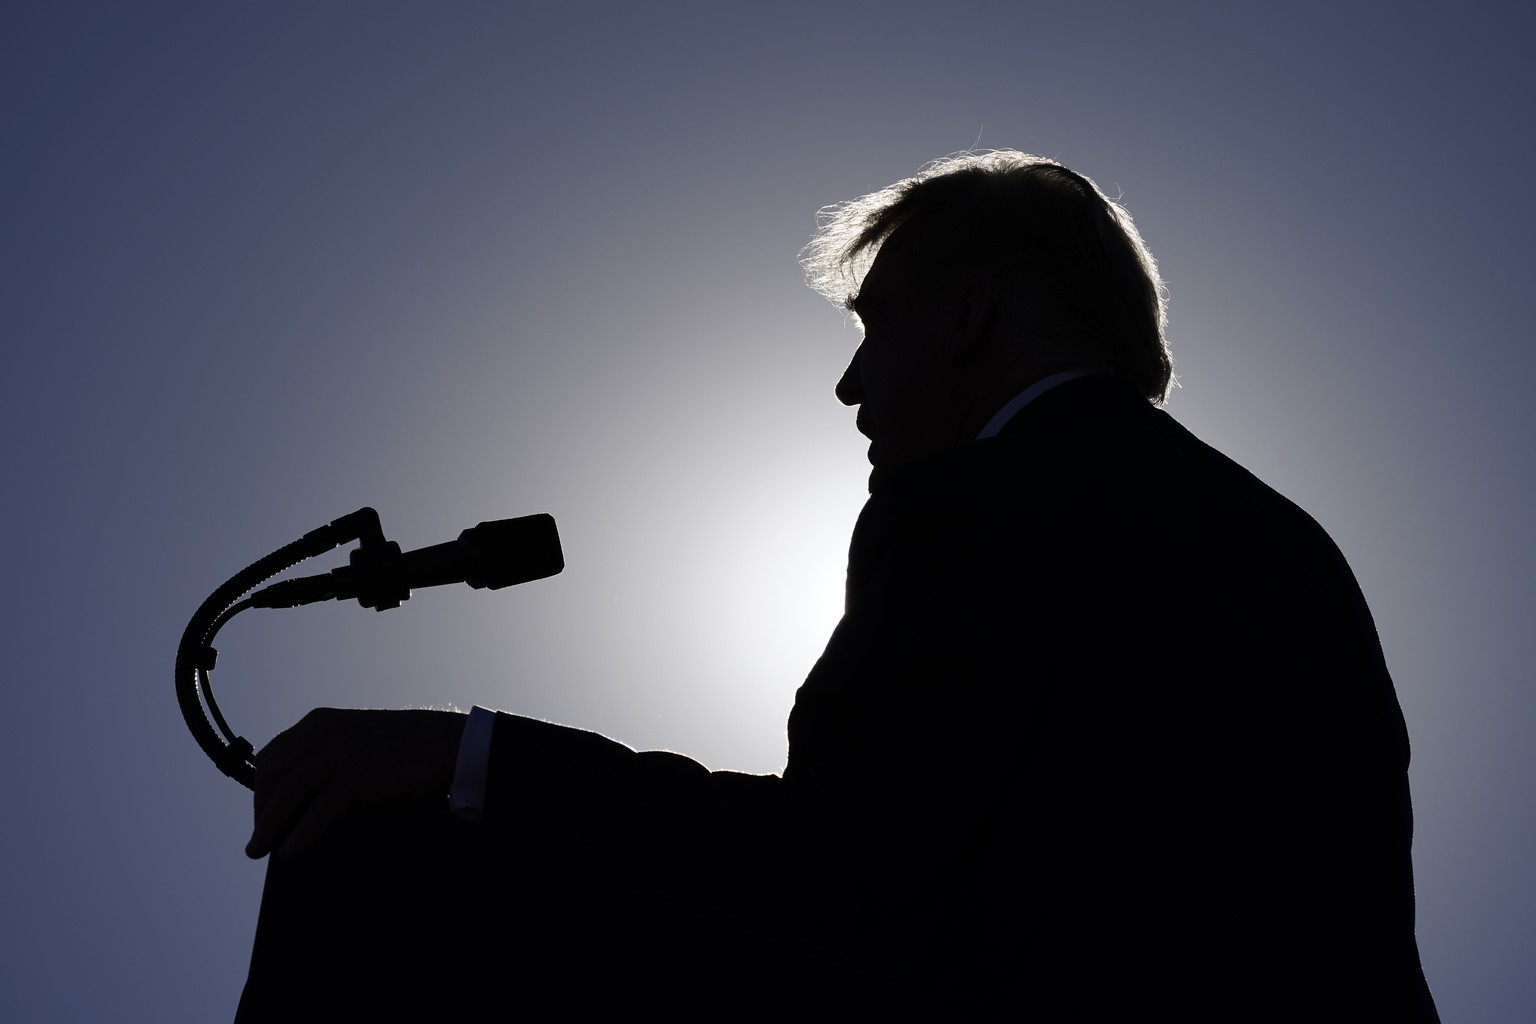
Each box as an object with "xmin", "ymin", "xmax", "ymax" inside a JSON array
[{"xmin": 4, "ymin": 3, "xmax": 1531, "ymax": 1019}]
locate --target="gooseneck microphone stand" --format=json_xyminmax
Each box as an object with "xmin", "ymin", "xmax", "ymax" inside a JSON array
[{"xmin": 175, "ymin": 507, "xmax": 563, "ymax": 788}]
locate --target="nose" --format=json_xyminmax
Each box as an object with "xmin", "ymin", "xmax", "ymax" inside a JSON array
[{"xmin": 836, "ymin": 348, "xmax": 864, "ymax": 406}]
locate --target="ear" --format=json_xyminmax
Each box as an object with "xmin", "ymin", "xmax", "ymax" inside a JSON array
[{"xmin": 945, "ymin": 271, "xmax": 994, "ymax": 364}]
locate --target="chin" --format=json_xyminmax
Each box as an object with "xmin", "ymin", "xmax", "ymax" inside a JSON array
[{"xmin": 865, "ymin": 465, "xmax": 887, "ymax": 495}]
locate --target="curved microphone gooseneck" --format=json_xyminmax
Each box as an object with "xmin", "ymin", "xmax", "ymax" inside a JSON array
[{"xmin": 175, "ymin": 508, "xmax": 563, "ymax": 789}]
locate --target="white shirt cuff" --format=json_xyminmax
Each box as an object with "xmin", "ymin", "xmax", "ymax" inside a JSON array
[{"xmin": 448, "ymin": 705, "xmax": 496, "ymax": 821}]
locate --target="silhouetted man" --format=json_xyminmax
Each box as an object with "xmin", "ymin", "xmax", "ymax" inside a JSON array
[{"xmin": 238, "ymin": 152, "xmax": 1438, "ymax": 1021}]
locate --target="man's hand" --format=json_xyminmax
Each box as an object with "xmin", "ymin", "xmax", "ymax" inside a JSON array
[{"xmin": 245, "ymin": 707, "xmax": 468, "ymax": 860}]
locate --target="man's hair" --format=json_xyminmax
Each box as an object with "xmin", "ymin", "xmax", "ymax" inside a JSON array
[{"xmin": 802, "ymin": 151, "xmax": 1173, "ymax": 404}]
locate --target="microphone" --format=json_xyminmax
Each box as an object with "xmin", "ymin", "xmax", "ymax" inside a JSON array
[{"xmin": 250, "ymin": 513, "xmax": 564, "ymax": 611}]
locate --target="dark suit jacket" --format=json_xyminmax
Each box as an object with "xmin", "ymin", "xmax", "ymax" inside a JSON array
[{"xmin": 483, "ymin": 375, "xmax": 1438, "ymax": 1020}]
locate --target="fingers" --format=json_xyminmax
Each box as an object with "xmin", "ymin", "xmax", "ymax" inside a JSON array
[
  {"xmin": 272, "ymin": 790, "xmax": 350, "ymax": 860},
  {"xmin": 246, "ymin": 753, "xmax": 332, "ymax": 859},
  {"xmin": 246, "ymin": 708, "xmax": 335, "ymax": 853},
  {"xmin": 246, "ymin": 708, "xmax": 352, "ymax": 859},
  {"xmin": 243, "ymin": 707, "xmax": 468, "ymax": 860}
]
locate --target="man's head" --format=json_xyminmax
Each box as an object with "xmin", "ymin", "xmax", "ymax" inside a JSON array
[{"xmin": 803, "ymin": 151, "xmax": 1171, "ymax": 491}]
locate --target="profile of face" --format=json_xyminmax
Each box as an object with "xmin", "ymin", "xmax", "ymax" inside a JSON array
[{"xmin": 835, "ymin": 232, "xmax": 977, "ymax": 493}]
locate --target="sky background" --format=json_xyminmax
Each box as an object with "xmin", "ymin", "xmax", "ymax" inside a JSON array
[{"xmin": 4, "ymin": 2, "xmax": 1532, "ymax": 1019}]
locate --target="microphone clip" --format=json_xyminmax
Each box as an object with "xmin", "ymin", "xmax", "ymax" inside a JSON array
[{"xmin": 343, "ymin": 536, "xmax": 410, "ymax": 611}]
